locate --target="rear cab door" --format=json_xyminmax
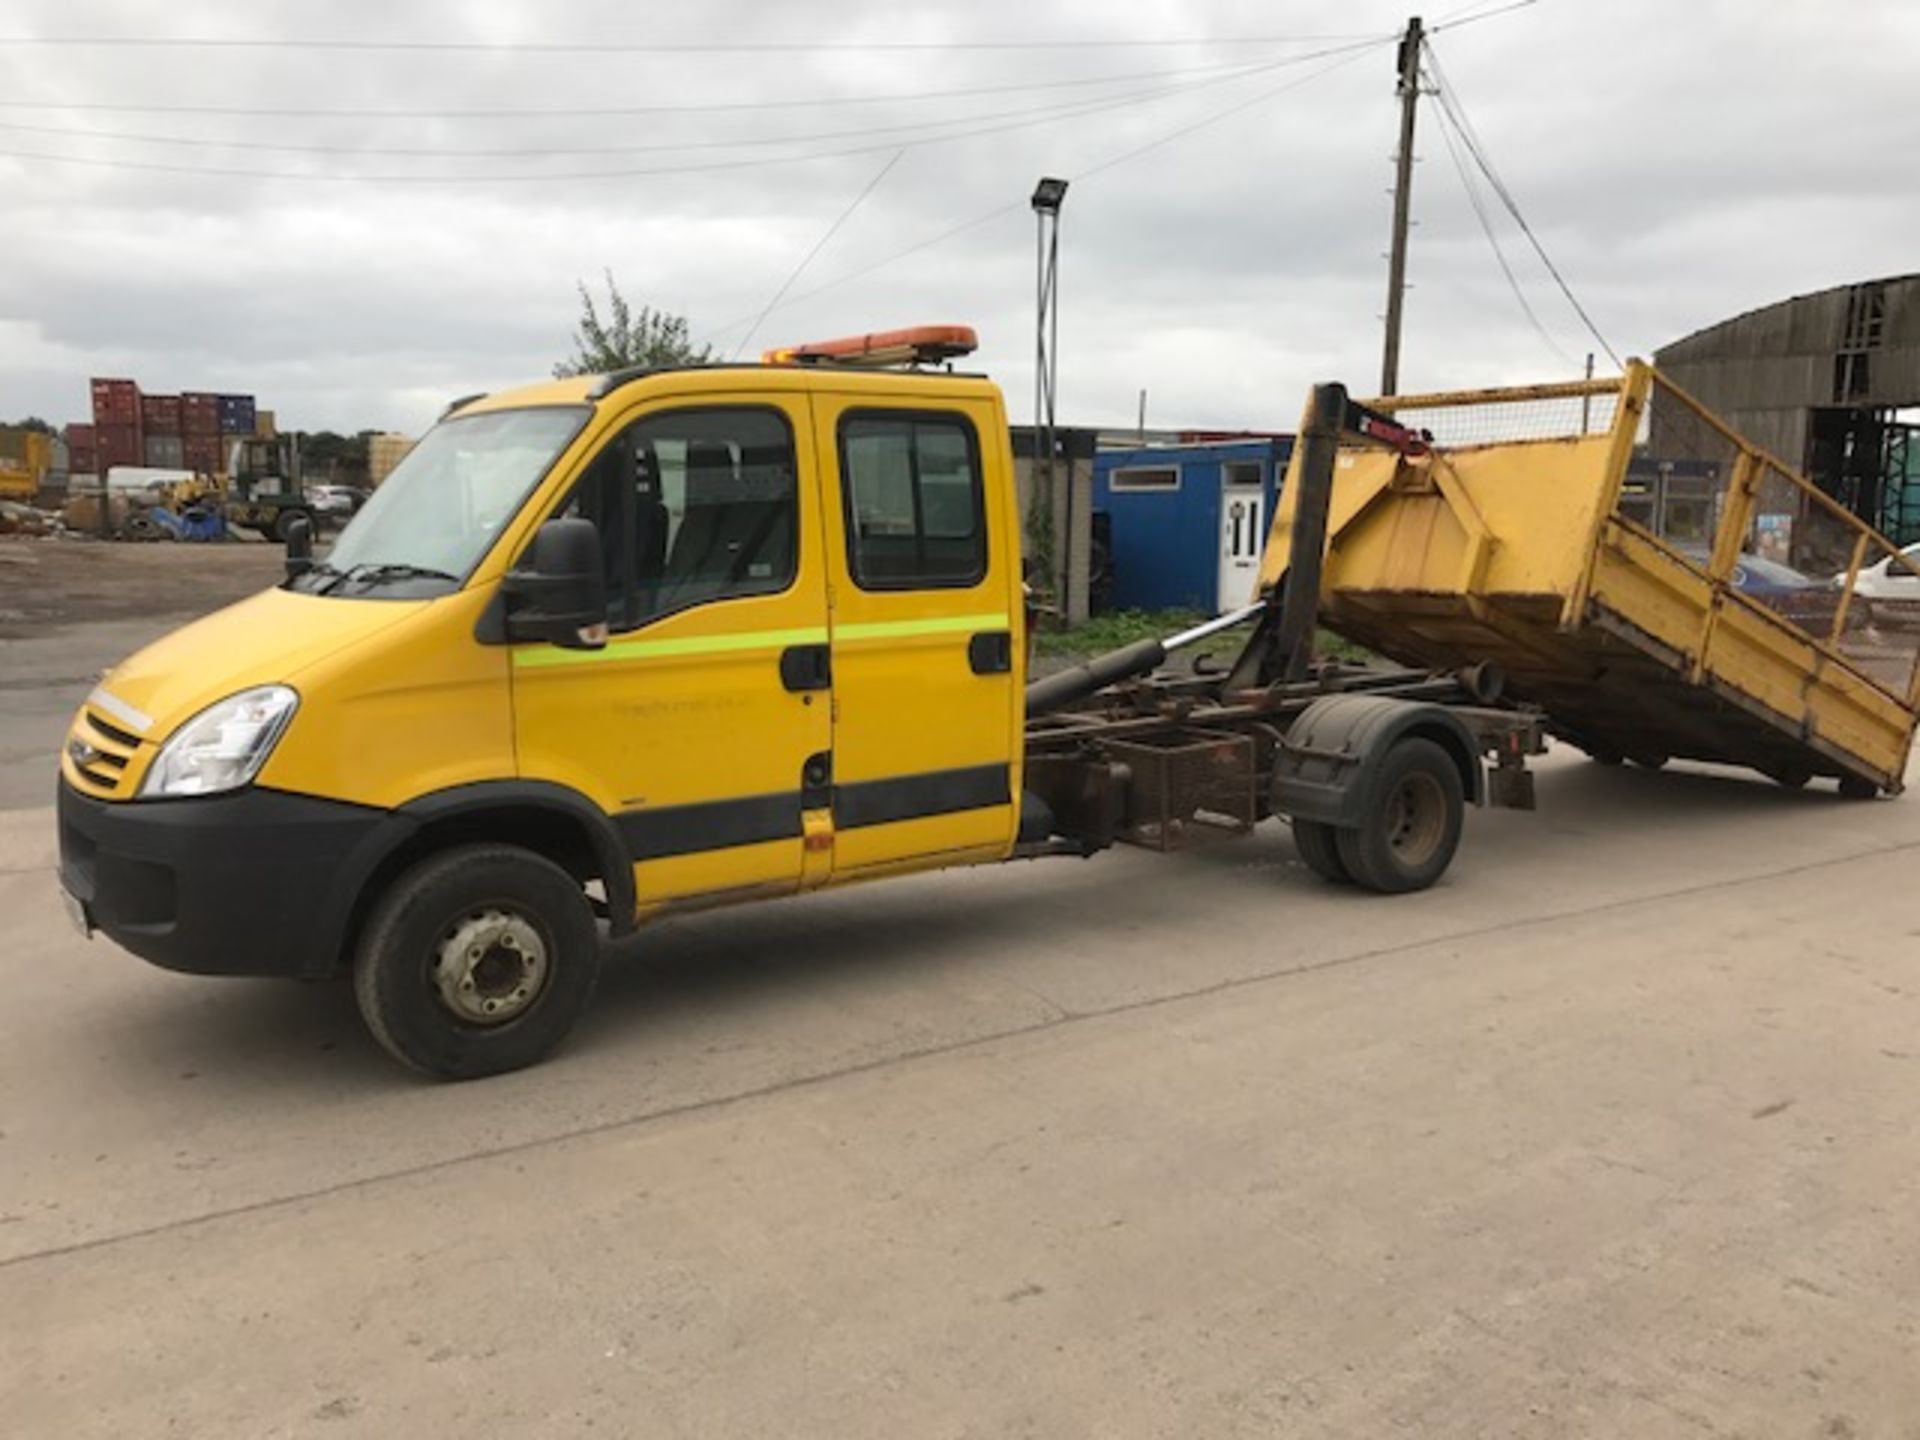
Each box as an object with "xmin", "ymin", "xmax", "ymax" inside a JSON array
[{"xmin": 811, "ymin": 379, "xmax": 1024, "ymax": 876}]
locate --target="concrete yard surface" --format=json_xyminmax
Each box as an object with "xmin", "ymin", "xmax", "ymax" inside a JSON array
[{"xmin": 4, "ymin": 736, "xmax": 1920, "ymax": 1436}]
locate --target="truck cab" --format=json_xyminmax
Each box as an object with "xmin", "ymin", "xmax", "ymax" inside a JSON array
[{"xmin": 59, "ymin": 335, "xmax": 1027, "ymax": 1077}]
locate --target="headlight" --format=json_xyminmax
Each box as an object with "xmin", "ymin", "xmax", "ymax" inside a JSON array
[{"xmin": 139, "ymin": 685, "xmax": 299, "ymax": 798}]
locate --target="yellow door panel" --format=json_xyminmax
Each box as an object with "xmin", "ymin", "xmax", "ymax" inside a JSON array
[{"xmin": 510, "ymin": 394, "xmax": 832, "ymax": 910}]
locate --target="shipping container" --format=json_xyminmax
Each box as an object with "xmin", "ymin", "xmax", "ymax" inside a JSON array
[
  {"xmin": 181, "ymin": 392, "xmax": 222, "ymax": 436},
  {"xmin": 95, "ymin": 422, "xmax": 143, "ymax": 471},
  {"xmin": 68, "ymin": 447, "xmax": 97, "ymax": 476},
  {"xmin": 216, "ymin": 393, "xmax": 257, "ymax": 434},
  {"xmin": 182, "ymin": 433, "xmax": 226, "ymax": 475},
  {"xmin": 254, "ymin": 408, "xmax": 277, "ymax": 438},
  {"xmin": 65, "ymin": 421, "xmax": 96, "ymax": 451},
  {"xmin": 144, "ymin": 434, "xmax": 186, "ymax": 469},
  {"xmin": 90, "ymin": 377, "xmax": 141, "ymax": 427},
  {"xmin": 140, "ymin": 393, "xmax": 183, "ymax": 434}
]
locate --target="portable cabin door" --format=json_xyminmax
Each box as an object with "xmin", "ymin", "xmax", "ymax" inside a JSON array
[{"xmin": 1216, "ymin": 460, "xmax": 1265, "ymax": 610}]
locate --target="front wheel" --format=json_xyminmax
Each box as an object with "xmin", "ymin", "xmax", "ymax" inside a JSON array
[
  {"xmin": 1335, "ymin": 738, "xmax": 1465, "ymax": 894},
  {"xmin": 353, "ymin": 843, "xmax": 601, "ymax": 1079}
]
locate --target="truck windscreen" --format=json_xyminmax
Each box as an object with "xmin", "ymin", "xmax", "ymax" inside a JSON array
[{"xmin": 291, "ymin": 406, "xmax": 588, "ymax": 598}]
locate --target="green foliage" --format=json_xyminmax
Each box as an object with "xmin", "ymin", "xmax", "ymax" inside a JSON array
[
  {"xmin": 9, "ymin": 416, "xmax": 54, "ymax": 435},
  {"xmin": 1034, "ymin": 608, "xmax": 1206, "ymax": 657},
  {"xmin": 1034, "ymin": 608, "xmax": 1374, "ymax": 664},
  {"xmin": 293, "ymin": 430, "xmax": 370, "ymax": 484},
  {"xmin": 554, "ymin": 271, "xmax": 711, "ymax": 378}
]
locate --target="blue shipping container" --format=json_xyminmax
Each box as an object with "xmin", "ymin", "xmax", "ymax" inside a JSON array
[
  {"xmin": 216, "ymin": 394, "xmax": 257, "ymax": 434},
  {"xmin": 1092, "ymin": 438, "xmax": 1292, "ymax": 614}
]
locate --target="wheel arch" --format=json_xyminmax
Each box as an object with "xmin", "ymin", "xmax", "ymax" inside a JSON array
[
  {"xmin": 332, "ymin": 781, "xmax": 634, "ymax": 976},
  {"xmin": 1273, "ymin": 693, "xmax": 1484, "ymax": 827}
]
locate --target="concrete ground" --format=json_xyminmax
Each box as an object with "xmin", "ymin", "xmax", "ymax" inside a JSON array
[{"xmin": 4, "ymin": 554, "xmax": 1919, "ymax": 1437}]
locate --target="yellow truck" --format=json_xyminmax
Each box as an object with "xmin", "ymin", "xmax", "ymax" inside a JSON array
[{"xmin": 55, "ymin": 333, "xmax": 1916, "ymax": 1078}]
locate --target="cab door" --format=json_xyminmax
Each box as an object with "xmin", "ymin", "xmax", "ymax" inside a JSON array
[
  {"xmin": 511, "ymin": 395, "xmax": 832, "ymax": 910},
  {"xmin": 812, "ymin": 392, "xmax": 1022, "ymax": 876}
]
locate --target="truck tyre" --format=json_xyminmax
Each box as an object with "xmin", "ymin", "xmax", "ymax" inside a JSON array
[
  {"xmin": 1291, "ymin": 819, "xmax": 1352, "ymax": 884},
  {"xmin": 1838, "ymin": 774, "xmax": 1879, "ymax": 800},
  {"xmin": 1335, "ymin": 738, "xmax": 1464, "ymax": 894},
  {"xmin": 353, "ymin": 843, "xmax": 600, "ymax": 1080}
]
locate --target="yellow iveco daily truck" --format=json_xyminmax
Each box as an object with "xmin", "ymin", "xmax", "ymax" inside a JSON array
[{"xmin": 59, "ymin": 328, "xmax": 1552, "ymax": 1078}]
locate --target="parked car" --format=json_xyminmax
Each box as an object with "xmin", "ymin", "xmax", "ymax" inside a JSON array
[
  {"xmin": 307, "ymin": 483, "xmax": 366, "ymax": 519},
  {"xmin": 1846, "ymin": 540, "xmax": 1920, "ymax": 629},
  {"xmin": 1681, "ymin": 547, "xmax": 1847, "ymax": 635}
]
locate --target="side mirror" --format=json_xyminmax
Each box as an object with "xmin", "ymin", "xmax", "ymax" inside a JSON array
[
  {"xmin": 503, "ymin": 517, "xmax": 608, "ymax": 650},
  {"xmin": 284, "ymin": 514, "xmax": 313, "ymax": 579}
]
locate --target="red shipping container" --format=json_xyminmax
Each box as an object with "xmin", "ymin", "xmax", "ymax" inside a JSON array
[
  {"xmin": 181, "ymin": 391, "xmax": 222, "ymax": 436},
  {"xmin": 69, "ymin": 450, "xmax": 98, "ymax": 476},
  {"xmin": 95, "ymin": 422, "xmax": 144, "ymax": 472},
  {"xmin": 183, "ymin": 434, "xmax": 225, "ymax": 474},
  {"xmin": 90, "ymin": 377, "xmax": 142, "ymax": 427},
  {"xmin": 141, "ymin": 393, "xmax": 183, "ymax": 434},
  {"xmin": 65, "ymin": 421, "xmax": 96, "ymax": 450}
]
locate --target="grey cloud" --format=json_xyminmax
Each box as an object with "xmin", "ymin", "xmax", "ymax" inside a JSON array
[{"xmin": 2, "ymin": 0, "xmax": 1916, "ymax": 435}]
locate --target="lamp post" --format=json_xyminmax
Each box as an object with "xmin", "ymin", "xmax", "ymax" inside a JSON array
[{"xmin": 1031, "ymin": 176, "xmax": 1068, "ymax": 615}]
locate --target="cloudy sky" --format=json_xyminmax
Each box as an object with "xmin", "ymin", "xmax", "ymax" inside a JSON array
[{"xmin": 2, "ymin": 0, "xmax": 1917, "ymax": 438}]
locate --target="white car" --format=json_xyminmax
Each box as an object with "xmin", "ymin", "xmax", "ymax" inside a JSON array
[{"xmin": 1852, "ymin": 541, "xmax": 1920, "ymax": 599}]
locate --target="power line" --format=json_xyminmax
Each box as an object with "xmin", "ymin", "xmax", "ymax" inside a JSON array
[
  {"xmin": 731, "ymin": 151, "xmax": 905, "ymax": 360},
  {"xmin": 703, "ymin": 35, "xmax": 1399, "ymax": 343},
  {"xmin": 1424, "ymin": 73, "xmax": 1574, "ymax": 365},
  {"xmin": 0, "ymin": 39, "xmax": 1385, "ymax": 183},
  {"xmin": 1075, "ymin": 34, "xmax": 1389, "ymax": 181},
  {"xmin": 0, "ymin": 33, "xmax": 1387, "ymax": 55},
  {"xmin": 1430, "ymin": 0, "xmax": 1542, "ymax": 36},
  {"xmin": 0, "ymin": 58, "xmax": 1288, "ymax": 120},
  {"xmin": 1423, "ymin": 38, "xmax": 1621, "ymax": 367},
  {"xmin": 0, "ymin": 61, "xmax": 1295, "ymax": 159}
]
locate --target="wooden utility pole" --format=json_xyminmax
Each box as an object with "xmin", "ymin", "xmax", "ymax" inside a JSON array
[{"xmin": 1379, "ymin": 14, "xmax": 1424, "ymax": 398}]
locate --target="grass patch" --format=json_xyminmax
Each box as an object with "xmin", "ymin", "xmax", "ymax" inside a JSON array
[{"xmin": 1034, "ymin": 608, "xmax": 1374, "ymax": 663}]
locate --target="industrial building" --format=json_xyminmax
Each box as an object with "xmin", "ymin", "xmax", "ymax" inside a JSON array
[{"xmin": 1655, "ymin": 275, "xmax": 1920, "ymax": 546}]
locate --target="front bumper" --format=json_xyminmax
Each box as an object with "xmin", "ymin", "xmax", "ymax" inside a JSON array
[{"xmin": 57, "ymin": 781, "xmax": 397, "ymax": 979}]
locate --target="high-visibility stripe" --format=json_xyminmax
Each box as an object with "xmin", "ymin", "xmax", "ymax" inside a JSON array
[
  {"xmin": 834, "ymin": 613, "xmax": 1009, "ymax": 642},
  {"xmin": 513, "ymin": 625, "xmax": 828, "ymax": 669},
  {"xmin": 512, "ymin": 613, "xmax": 1011, "ymax": 668}
]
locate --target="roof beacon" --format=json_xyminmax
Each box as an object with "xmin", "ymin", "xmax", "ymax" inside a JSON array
[{"xmin": 763, "ymin": 324, "xmax": 978, "ymax": 369}]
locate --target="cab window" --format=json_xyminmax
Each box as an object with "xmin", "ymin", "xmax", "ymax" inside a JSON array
[
  {"xmin": 564, "ymin": 407, "xmax": 797, "ymax": 629},
  {"xmin": 840, "ymin": 412, "xmax": 986, "ymax": 589}
]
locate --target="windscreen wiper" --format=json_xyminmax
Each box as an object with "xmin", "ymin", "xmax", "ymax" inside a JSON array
[{"xmin": 323, "ymin": 561, "xmax": 461, "ymax": 593}]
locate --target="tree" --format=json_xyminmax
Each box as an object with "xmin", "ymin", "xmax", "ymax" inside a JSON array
[
  {"xmin": 10, "ymin": 416, "xmax": 54, "ymax": 435},
  {"xmin": 554, "ymin": 271, "xmax": 710, "ymax": 378}
]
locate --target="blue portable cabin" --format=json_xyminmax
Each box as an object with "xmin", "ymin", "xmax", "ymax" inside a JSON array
[{"xmin": 1091, "ymin": 437, "xmax": 1292, "ymax": 614}]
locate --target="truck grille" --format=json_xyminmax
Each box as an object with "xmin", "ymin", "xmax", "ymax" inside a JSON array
[{"xmin": 65, "ymin": 708, "xmax": 144, "ymax": 797}]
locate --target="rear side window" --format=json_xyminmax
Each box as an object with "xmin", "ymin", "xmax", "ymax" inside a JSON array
[{"xmin": 840, "ymin": 412, "xmax": 987, "ymax": 589}]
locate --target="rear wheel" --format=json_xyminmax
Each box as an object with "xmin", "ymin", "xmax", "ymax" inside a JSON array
[
  {"xmin": 1838, "ymin": 774, "xmax": 1879, "ymax": 800},
  {"xmin": 353, "ymin": 843, "xmax": 601, "ymax": 1080},
  {"xmin": 1335, "ymin": 738, "xmax": 1465, "ymax": 894},
  {"xmin": 1291, "ymin": 819, "xmax": 1352, "ymax": 884}
]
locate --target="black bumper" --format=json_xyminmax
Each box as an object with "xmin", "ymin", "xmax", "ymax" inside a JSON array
[{"xmin": 58, "ymin": 781, "xmax": 401, "ymax": 979}]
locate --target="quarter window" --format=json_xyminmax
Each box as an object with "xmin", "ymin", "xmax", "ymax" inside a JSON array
[
  {"xmin": 841, "ymin": 413, "xmax": 986, "ymax": 589},
  {"xmin": 563, "ymin": 407, "xmax": 797, "ymax": 629},
  {"xmin": 1110, "ymin": 465, "xmax": 1180, "ymax": 492}
]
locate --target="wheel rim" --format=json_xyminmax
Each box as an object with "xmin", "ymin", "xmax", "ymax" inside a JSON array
[
  {"xmin": 1384, "ymin": 771, "xmax": 1447, "ymax": 867},
  {"xmin": 431, "ymin": 908, "xmax": 550, "ymax": 1026}
]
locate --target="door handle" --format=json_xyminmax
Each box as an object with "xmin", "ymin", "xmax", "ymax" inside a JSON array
[
  {"xmin": 968, "ymin": 630, "xmax": 1013, "ymax": 675},
  {"xmin": 780, "ymin": 643, "xmax": 832, "ymax": 692}
]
